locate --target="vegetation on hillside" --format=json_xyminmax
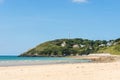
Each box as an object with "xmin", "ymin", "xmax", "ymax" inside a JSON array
[{"xmin": 19, "ymin": 38, "xmax": 120, "ymax": 57}]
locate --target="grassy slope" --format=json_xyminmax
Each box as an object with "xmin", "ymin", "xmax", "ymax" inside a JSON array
[{"xmin": 97, "ymin": 44, "xmax": 120, "ymax": 55}]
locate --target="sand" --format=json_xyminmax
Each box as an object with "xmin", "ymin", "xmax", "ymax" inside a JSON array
[{"xmin": 0, "ymin": 61, "xmax": 120, "ymax": 80}]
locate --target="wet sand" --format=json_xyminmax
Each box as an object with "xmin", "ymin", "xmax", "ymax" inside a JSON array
[{"xmin": 0, "ymin": 61, "xmax": 120, "ymax": 80}]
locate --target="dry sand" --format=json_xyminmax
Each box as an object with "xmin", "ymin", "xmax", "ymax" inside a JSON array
[{"xmin": 0, "ymin": 61, "xmax": 120, "ymax": 80}]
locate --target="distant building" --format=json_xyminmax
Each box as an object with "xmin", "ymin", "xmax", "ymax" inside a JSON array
[
  {"xmin": 107, "ymin": 42, "xmax": 112, "ymax": 46},
  {"xmin": 73, "ymin": 44, "xmax": 79, "ymax": 48},
  {"xmin": 80, "ymin": 44, "xmax": 85, "ymax": 48},
  {"xmin": 107, "ymin": 41, "xmax": 114, "ymax": 46},
  {"xmin": 99, "ymin": 44, "xmax": 106, "ymax": 47},
  {"xmin": 61, "ymin": 41, "xmax": 66, "ymax": 47}
]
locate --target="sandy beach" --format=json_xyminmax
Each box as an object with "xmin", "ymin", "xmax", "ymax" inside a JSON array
[{"xmin": 0, "ymin": 61, "xmax": 120, "ymax": 80}]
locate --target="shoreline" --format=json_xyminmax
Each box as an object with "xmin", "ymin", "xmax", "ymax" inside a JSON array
[
  {"xmin": 0, "ymin": 61, "xmax": 90, "ymax": 67},
  {"xmin": 68, "ymin": 54, "xmax": 120, "ymax": 63},
  {"xmin": 0, "ymin": 58, "xmax": 91, "ymax": 67},
  {"xmin": 0, "ymin": 55, "xmax": 120, "ymax": 80},
  {"xmin": 0, "ymin": 54, "xmax": 119, "ymax": 67}
]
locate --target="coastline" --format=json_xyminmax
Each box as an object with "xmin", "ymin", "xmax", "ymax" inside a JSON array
[
  {"xmin": 0, "ymin": 55, "xmax": 120, "ymax": 80},
  {"xmin": 0, "ymin": 60, "xmax": 120, "ymax": 80},
  {"xmin": 0, "ymin": 54, "xmax": 119, "ymax": 67},
  {"xmin": 0, "ymin": 56, "xmax": 92, "ymax": 67},
  {"xmin": 68, "ymin": 54, "xmax": 120, "ymax": 63}
]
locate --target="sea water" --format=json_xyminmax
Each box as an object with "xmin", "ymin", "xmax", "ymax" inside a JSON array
[{"xmin": 0, "ymin": 56, "xmax": 91, "ymax": 66}]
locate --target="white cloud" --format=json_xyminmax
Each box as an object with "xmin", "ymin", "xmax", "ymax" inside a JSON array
[
  {"xmin": 72, "ymin": 0, "xmax": 88, "ymax": 3},
  {"xmin": 0, "ymin": 0, "xmax": 4, "ymax": 4}
]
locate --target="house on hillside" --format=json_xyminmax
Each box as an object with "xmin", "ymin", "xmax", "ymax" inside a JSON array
[
  {"xmin": 80, "ymin": 44, "xmax": 85, "ymax": 48},
  {"xmin": 99, "ymin": 44, "xmax": 106, "ymax": 47},
  {"xmin": 61, "ymin": 41, "xmax": 66, "ymax": 47},
  {"xmin": 107, "ymin": 42, "xmax": 113, "ymax": 46},
  {"xmin": 73, "ymin": 44, "xmax": 79, "ymax": 48}
]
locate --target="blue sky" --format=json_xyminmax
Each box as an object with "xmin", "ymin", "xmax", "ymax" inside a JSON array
[{"xmin": 0, "ymin": 0, "xmax": 120, "ymax": 55}]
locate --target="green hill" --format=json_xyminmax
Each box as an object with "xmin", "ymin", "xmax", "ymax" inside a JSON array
[
  {"xmin": 19, "ymin": 38, "xmax": 120, "ymax": 57},
  {"xmin": 97, "ymin": 43, "xmax": 120, "ymax": 55}
]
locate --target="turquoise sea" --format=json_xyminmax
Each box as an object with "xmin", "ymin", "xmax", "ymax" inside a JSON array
[{"xmin": 0, "ymin": 56, "xmax": 91, "ymax": 66}]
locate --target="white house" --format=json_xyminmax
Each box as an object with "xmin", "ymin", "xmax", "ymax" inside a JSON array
[
  {"xmin": 61, "ymin": 41, "xmax": 66, "ymax": 47},
  {"xmin": 107, "ymin": 42, "xmax": 112, "ymax": 46},
  {"xmin": 73, "ymin": 44, "xmax": 79, "ymax": 48},
  {"xmin": 80, "ymin": 44, "xmax": 85, "ymax": 48},
  {"xmin": 99, "ymin": 44, "xmax": 106, "ymax": 47}
]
